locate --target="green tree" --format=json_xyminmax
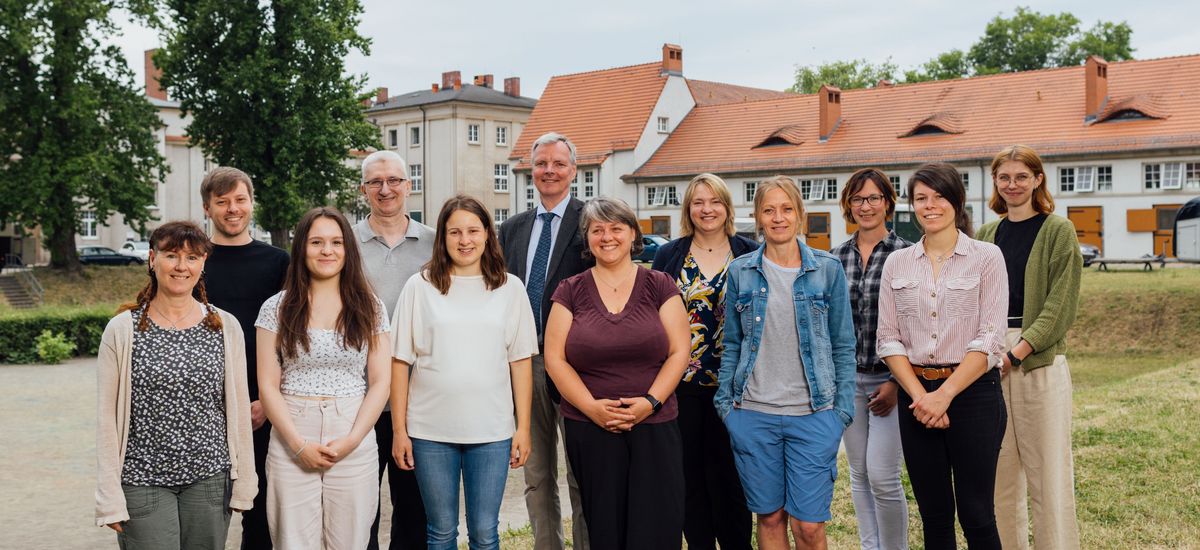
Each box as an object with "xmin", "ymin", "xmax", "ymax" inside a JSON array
[
  {"xmin": 1062, "ymin": 21, "xmax": 1135, "ymax": 66},
  {"xmin": 968, "ymin": 7, "xmax": 1134, "ymax": 74},
  {"xmin": 903, "ymin": 49, "xmax": 971, "ymax": 83},
  {"xmin": 0, "ymin": 1, "xmax": 166, "ymax": 271},
  {"xmin": 788, "ymin": 58, "xmax": 898, "ymax": 94},
  {"xmin": 154, "ymin": 0, "xmax": 380, "ymax": 247}
]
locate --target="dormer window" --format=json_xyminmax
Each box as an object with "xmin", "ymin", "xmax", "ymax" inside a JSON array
[
  {"xmin": 1091, "ymin": 95, "xmax": 1168, "ymax": 124},
  {"xmin": 754, "ymin": 125, "xmax": 805, "ymax": 149},
  {"xmin": 657, "ymin": 116, "xmax": 669, "ymax": 133},
  {"xmin": 899, "ymin": 113, "xmax": 963, "ymax": 138}
]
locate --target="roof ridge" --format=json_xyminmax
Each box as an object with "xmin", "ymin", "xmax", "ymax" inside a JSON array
[{"xmin": 549, "ymin": 61, "xmax": 660, "ymax": 80}]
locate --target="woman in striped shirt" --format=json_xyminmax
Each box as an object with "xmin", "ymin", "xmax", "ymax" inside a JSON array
[{"xmin": 876, "ymin": 163, "xmax": 1008, "ymax": 550}]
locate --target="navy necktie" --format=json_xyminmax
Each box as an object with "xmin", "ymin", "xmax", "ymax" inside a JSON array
[{"xmin": 527, "ymin": 212, "xmax": 556, "ymax": 333}]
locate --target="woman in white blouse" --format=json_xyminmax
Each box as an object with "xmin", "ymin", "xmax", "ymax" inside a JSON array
[
  {"xmin": 256, "ymin": 207, "xmax": 392, "ymax": 549},
  {"xmin": 390, "ymin": 194, "xmax": 536, "ymax": 550}
]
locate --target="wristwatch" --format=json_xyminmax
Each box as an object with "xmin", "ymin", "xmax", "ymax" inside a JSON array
[
  {"xmin": 1006, "ymin": 351, "xmax": 1023, "ymax": 367},
  {"xmin": 642, "ymin": 393, "xmax": 663, "ymax": 414}
]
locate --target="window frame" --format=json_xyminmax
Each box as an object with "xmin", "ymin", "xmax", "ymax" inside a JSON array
[
  {"xmin": 410, "ymin": 126, "xmax": 421, "ymax": 147},
  {"xmin": 409, "ymin": 163, "xmax": 423, "ymax": 193},
  {"xmin": 496, "ymin": 126, "xmax": 508, "ymax": 146},
  {"xmin": 493, "ymin": 164, "xmax": 510, "ymax": 192},
  {"xmin": 80, "ymin": 210, "xmax": 98, "ymax": 239},
  {"xmin": 467, "ymin": 123, "xmax": 480, "ymax": 144},
  {"xmin": 657, "ymin": 116, "xmax": 669, "ymax": 133}
]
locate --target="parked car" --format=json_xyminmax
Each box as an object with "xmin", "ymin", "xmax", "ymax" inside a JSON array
[
  {"xmin": 635, "ymin": 234, "xmax": 669, "ymax": 263},
  {"xmin": 1080, "ymin": 243, "xmax": 1100, "ymax": 267},
  {"xmin": 78, "ymin": 246, "xmax": 143, "ymax": 266},
  {"xmin": 120, "ymin": 240, "xmax": 151, "ymax": 262}
]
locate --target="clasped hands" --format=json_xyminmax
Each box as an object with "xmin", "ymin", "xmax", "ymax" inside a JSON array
[
  {"xmin": 909, "ymin": 389, "xmax": 952, "ymax": 429},
  {"xmin": 295, "ymin": 436, "xmax": 358, "ymax": 471},
  {"xmin": 587, "ymin": 396, "xmax": 654, "ymax": 433}
]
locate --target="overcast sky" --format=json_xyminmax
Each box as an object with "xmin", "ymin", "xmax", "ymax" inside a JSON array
[{"xmin": 113, "ymin": 0, "xmax": 1200, "ymax": 99}]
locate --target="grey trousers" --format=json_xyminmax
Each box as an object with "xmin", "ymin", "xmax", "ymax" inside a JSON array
[
  {"xmin": 523, "ymin": 355, "xmax": 589, "ymax": 550},
  {"xmin": 117, "ymin": 471, "xmax": 231, "ymax": 550}
]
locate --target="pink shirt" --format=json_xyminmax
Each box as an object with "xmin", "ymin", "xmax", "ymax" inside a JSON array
[{"xmin": 876, "ymin": 231, "xmax": 1008, "ymax": 368}]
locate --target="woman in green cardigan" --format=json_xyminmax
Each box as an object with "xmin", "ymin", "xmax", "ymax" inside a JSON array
[{"xmin": 976, "ymin": 145, "xmax": 1083, "ymax": 550}]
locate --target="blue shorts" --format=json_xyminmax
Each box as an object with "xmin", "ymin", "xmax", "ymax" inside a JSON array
[{"xmin": 724, "ymin": 407, "xmax": 844, "ymax": 522}]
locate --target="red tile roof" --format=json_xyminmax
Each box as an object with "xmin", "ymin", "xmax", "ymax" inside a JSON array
[
  {"xmin": 632, "ymin": 55, "xmax": 1200, "ymax": 179},
  {"xmin": 511, "ymin": 63, "xmax": 669, "ymax": 168},
  {"xmin": 687, "ymin": 79, "xmax": 794, "ymax": 106}
]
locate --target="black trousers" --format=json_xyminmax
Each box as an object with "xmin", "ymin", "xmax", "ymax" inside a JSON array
[
  {"xmin": 564, "ymin": 418, "xmax": 685, "ymax": 550},
  {"xmin": 675, "ymin": 391, "xmax": 752, "ymax": 550},
  {"xmin": 240, "ymin": 421, "xmax": 272, "ymax": 550},
  {"xmin": 367, "ymin": 412, "xmax": 427, "ymax": 550},
  {"xmin": 898, "ymin": 369, "xmax": 1006, "ymax": 550}
]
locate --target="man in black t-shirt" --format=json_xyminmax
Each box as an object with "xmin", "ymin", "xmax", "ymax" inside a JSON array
[{"xmin": 199, "ymin": 167, "xmax": 289, "ymax": 549}]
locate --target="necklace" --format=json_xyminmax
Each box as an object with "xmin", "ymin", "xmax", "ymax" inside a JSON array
[
  {"xmin": 692, "ymin": 239, "xmax": 728, "ymax": 254},
  {"xmin": 151, "ymin": 301, "xmax": 196, "ymax": 331},
  {"xmin": 927, "ymin": 249, "xmax": 953, "ymax": 263},
  {"xmin": 594, "ymin": 265, "xmax": 638, "ymax": 293}
]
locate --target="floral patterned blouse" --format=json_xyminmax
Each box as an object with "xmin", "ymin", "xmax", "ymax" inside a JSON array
[{"xmin": 675, "ymin": 252, "xmax": 731, "ymax": 394}]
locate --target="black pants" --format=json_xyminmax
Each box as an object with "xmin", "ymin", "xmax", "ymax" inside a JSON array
[
  {"xmin": 240, "ymin": 422, "xmax": 272, "ymax": 550},
  {"xmin": 367, "ymin": 412, "xmax": 427, "ymax": 550},
  {"xmin": 565, "ymin": 418, "xmax": 685, "ymax": 550},
  {"xmin": 898, "ymin": 369, "xmax": 1006, "ymax": 550},
  {"xmin": 676, "ymin": 391, "xmax": 752, "ymax": 550}
]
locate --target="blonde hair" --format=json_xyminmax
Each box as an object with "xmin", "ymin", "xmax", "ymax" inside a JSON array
[
  {"xmin": 753, "ymin": 175, "xmax": 806, "ymax": 238},
  {"xmin": 679, "ymin": 173, "xmax": 735, "ymax": 237},
  {"xmin": 989, "ymin": 144, "xmax": 1055, "ymax": 216}
]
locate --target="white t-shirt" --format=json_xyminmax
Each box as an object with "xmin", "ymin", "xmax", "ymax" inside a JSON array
[
  {"xmin": 391, "ymin": 272, "xmax": 538, "ymax": 444},
  {"xmin": 255, "ymin": 291, "xmax": 389, "ymax": 397}
]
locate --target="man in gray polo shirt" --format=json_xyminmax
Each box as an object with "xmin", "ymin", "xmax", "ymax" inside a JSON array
[{"xmin": 353, "ymin": 149, "xmax": 435, "ymax": 550}]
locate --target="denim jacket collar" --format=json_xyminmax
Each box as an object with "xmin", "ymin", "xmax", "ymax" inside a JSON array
[{"xmin": 742, "ymin": 237, "xmax": 819, "ymax": 276}]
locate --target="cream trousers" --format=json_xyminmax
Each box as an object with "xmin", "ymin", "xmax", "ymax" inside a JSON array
[{"xmin": 995, "ymin": 328, "xmax": 1080, "ymax": 550}]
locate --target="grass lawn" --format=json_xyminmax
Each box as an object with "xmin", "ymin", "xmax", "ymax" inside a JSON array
[{"xmin": 0, "ymin": 265, "xmax": 145, "ymax": 317}]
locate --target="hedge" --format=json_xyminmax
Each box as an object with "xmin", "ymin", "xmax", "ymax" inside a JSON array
[{"xmin": 0, "ymin": 307, "xmax": 113, "ymax": 364}]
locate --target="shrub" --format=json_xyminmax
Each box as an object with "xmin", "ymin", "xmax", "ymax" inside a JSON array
[
  {"xmin": 0, "ymin": 307, "xmax": 112, "ymax": 364},
  {"xmin": 35, "ymin": 330, "xmax": 76, "ymax": 364}
]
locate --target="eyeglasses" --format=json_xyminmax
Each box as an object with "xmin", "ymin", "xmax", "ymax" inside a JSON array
[
  {"xmin": 996, "ymin": 173, "xmax": 1034, "ymax": 185},
  {"xmin": 363, "ymin": 177, "xmax": 408, "ymax": 190},
  {"xmin": 849, "ymin": 194, "xmax": 884, "ymax": 207}
]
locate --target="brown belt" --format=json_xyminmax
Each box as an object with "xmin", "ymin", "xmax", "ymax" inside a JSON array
[{"xmin": 912, "ymin": 365, "xmax": 956, "ymax": 381}]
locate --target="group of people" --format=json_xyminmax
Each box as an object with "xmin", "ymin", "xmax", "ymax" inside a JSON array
[{"xmin": 95, "ymin": 130, "xmax": 1082, "ymax": 550}]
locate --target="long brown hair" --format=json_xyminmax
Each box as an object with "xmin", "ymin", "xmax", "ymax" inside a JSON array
[
  {"xmin": 275, "ymin": 207, "xmax": 379, "ymax": 360},
  {"xmin": 908, "ymin": 163, "xmax": 973, "ymax": 237},
  {"xmin": 989, "ymin": 144, "xmax": 1055, "ymax": 216},
  {"xmin": 424, "ymin": 194, "xmax": 508, "ymax": 294},
  {"xmin": 118, "ymin": 221, "xmax": 222, "ymax": 332}
]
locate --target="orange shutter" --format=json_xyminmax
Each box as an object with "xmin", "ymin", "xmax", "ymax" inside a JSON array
[{"xmin": 1127, "ymin": 209, "xmax": 1157, "ymax": 232}]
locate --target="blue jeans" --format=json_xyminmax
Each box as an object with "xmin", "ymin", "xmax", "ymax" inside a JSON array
[{"xmin": 411, "ymin": 437, "xmax": 512, "ymax": 550}]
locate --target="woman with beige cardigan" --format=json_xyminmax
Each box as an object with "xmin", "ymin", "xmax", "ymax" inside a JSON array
[{"xmin": 95, "ymin": 221, "xmax": 256, "ymax": 549}]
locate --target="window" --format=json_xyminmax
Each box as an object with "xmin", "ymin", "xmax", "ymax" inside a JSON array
[
  {"xmin": 524, "ymin": 183, "xmax": 536, "ymax": 211},
  {"xmin": 409, "ymin": 164, "xmax": 423, "ymax": 193},
  {"xmin": 81, "ymin": 211, "xmax": 97, "ymax": 238},
  {"xmin": 800, "ymin": 178, "xmax": 836, "ymax": 201},
  {"xmin": 494, "ymin": 208, "xmax": 510, "ymax": 223},
  {"xmin": 570, "ymin": 173, "xmax": 580, "ymax": 198},
  {"xmin": 1059, "ymin": 166, "xmax": 1108, "ymax": 193},
  {"xmin": 583, "ymin": 170, "xmax": 596, "ymax": 198},
  {"xmin": 960, "ymin": 172, "xmax": 969, "ymax": 192},
  {"xmin": 467, "ymin": 123, "xmax": 479, "ymax": 144},
  {"xmin": 410, "ymin": 126, "xmax": 421, "ymax": 147},
  {"xmin": 647, "ymin": 185, "xmax": 679, "ymax": 207},
  {"xmin": 657, "ymin": 116, "xmax": 669, "ymax": 133},
  {"xmin": 1059, "ymin": 167, "xmax": 1076, "ymax": 192},
  {"xmin": 409, "ymin": 210, "xmax": 423, "ymax": 224},
  {"xmin": 493, "ymin": 164, "xmax": 510, "ymax": 192},
  {"xmin": 744, "ymin": 181, "xmax": 758, "ymax": 203},
  {"xmin": 496, "ymin": 126, "xmax": 508, "ymax": 146},
  {"xmin": 388, "ymin": 129, "xmax": 398, "ymax": 148},
  {"xmin": 1144, "ymin": 163, "xmax": 1162, "ymax": 190},
  {"xmin": 890, "ymin": 175, "xmax": 906, "ymax": 198},
  {"xmin": 1097, "ymin": 166, "xmax": 1113, "ymax": 191},
  {"xmin": 1144, "ymin": 162, "xmax": 1197, "ymax": 190},
  {"xmin": 1187, "ymin": 162, "xmax": 1200, "ymax": 189}
]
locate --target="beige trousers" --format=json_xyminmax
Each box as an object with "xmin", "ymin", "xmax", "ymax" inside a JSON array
[
  {"xmin": 267, "ymin": 395, "xmax": 378, "ymax": 550},
  {"xmin": 995, "ymin": 328, "xmax": 1081, "ymax": 550}
]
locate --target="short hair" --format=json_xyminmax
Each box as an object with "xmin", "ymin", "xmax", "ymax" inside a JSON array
[
  {"xmin": 578, "ymin": 197, "xmax": 644, "ymax": 259},
  {"xmin": 679, "ymin": 173, "xmax": 736, "ymax": 237},
  {"xmin": 200, "ymin": 167, "xmax": 254, "ymax": 205},
  {"xmin": 908, "ymin": 163, "xmax": 973, "ymax": 237},
  {"xmin": 840, "ymin": 168, "xmax": 897, "ymax": 225},
  {"xmin": 989, "ymin": 144, "xmax": 1055, "ymax": 216},
  {"xmin": 752, "ymin": 175, "xmax": 806, "ymax": 238},
  {"xmin": 530, "ymin": 132, "xmax": 576, "ymax": 166},
  {"xmin": 360, "ymin": 150, "xmax": 408, "ymax": 182}
]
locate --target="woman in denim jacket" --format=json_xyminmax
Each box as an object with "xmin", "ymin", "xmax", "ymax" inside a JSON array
[{"xmin": 714, "ymin": 175, "xmax": 856, "ymax": 550}]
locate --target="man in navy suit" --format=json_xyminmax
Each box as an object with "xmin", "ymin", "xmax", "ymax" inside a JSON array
[{"xmin": 498, "ymin": 132, "xmax": 592, "ymax": 550}]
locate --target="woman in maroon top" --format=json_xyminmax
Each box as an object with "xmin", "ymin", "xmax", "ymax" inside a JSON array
[{"xmin": 544, "ymin": 196, "xmax": 691, "ymax": 550}]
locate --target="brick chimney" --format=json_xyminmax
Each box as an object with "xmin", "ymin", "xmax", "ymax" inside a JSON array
[
  {"xmin": 441, "ymin": 71, "xmax": 461, "ymax": 90},
  {"xmin": 662, "ymin": 44, "xmax": 683, "ymax": 75},
  {"xmin": 375, "ymin": 87, "xmax": 388, "ymax": 104},
  {"xmin": 144, "ymin": 49, "xmax": 167, "ymax": 101},
  {"xmin": 1085, "ymin": 56, "xmax": 1109, "ymax": 120},
  {"xmin": 473, "ymin": 74, "xmax": 494, "ymax": 88},
  {"xmin": 818, "ymin": 84, "xmax": 842, "ymax": 142},
  {"xmin": 432, "ymin": 83, "xmax": 440, "ymax": 93},
  {"xmin": 503, "ymin": 77, "xmax": 521, "ymax": 97}
]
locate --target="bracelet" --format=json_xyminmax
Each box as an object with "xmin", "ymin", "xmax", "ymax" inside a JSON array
[{"xmin": 293, "ymin": 440, "xmax": 309, "ymax": 458}]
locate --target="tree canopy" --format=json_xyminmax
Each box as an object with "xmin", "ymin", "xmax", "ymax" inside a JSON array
[
  {"xmin": 792, "ymin": 7, "xmax": 1135, "ymax": 90},
  {"xmin": 0, "ymin": 0, "xmax": 167, "ymax": 271},
  {"xmin": 154, "ymin": 0, "xmax": 379, "ymax": 247}
]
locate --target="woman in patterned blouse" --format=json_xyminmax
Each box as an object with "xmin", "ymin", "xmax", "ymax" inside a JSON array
[
  {"xmin": 95, "ymin": 221, "xmax": 257, "ymax": 549},
  {"xmin": 651, "ymin": 173, "xmax": 757, "ymax": 550},
  {"xmin": 256, "ymin": 207, "xmax": 392, "ymax": 549}
]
